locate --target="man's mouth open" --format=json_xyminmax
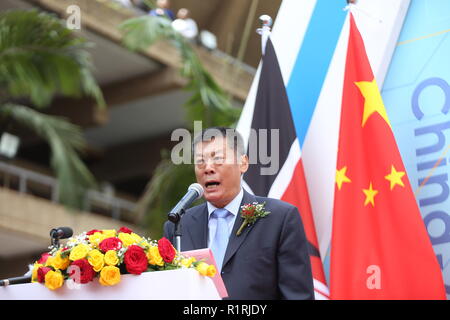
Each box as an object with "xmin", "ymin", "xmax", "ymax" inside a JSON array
[{"xmin": 205, "ymin": 181, "xmax": 221, "ymax": 190}]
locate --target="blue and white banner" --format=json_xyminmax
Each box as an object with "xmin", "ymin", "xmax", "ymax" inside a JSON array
[
  {"xmin": 382, "ymin": 0, "xmax": 450, "ymax": 298},
  {"xmin": 239, "ymin": 0, "xmax": 410, "ymax": 277}
]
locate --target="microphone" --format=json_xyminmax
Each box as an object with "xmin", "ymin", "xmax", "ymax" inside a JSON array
[
  {"xmin": 49, "ymin": 227, "xmax": 73, "ymax": 239},
  {"xmin": 0, "ymin": 275, "xmax": 31, "ymax": 286},
  {"xmin": 168, "ymin": 183, "xmax": 204, "ymax": 223}
]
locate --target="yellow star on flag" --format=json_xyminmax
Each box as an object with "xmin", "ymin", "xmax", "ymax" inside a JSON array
[
  {"xmin": 355, "ymin": 79, "xmax": 391, "ymax": 128},
  {"xmin": 385, "ymin": 165, "xmax": 406, "ymax": 190},
  {"xmin": 363, "ymin": 182, "xmax": 378, "ymax": 207},
  {"xmin": 336, "ymin": 166, "xmax": 352, "ymax": 190}
]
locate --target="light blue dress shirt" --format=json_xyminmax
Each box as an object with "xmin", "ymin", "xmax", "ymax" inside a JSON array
[{"xmin": 207, "ymin": 188, "xmax": 244, "ymax": 248}]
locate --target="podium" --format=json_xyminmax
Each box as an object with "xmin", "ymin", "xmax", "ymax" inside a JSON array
[{"xmin": 0, "ymin": 269, "xmax": 221, "ymax": 300}]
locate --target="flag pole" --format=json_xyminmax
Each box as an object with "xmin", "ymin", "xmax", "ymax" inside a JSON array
[
  {"xmin": 256, "ymin": 14, "xmax": 272, "ymax": 55},
  {"xmin": 343, "ymin": 0, "xmax": 383, "ymax": 23}
]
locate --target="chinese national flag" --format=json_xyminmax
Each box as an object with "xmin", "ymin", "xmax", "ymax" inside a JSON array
[{"xmin": 330, "ymin": 14, "xmax": 446, "ymax": 299}]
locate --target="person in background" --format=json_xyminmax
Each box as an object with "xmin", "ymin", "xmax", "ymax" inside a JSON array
[
  {"xmin": 149, "ymin": 0, "xmax": 175, "ymax": 20},
  {"xmin": 172, "ymin": 8, "xmax": 198, "ymax": 40},
  {"xmin": 113, "ymin": 0, "xmax": 133, "ymax": 8}
]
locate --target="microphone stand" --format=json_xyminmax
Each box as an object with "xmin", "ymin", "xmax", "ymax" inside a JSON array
[
  {"xmin": 51, "ymin": 236, "xmax": 60, "ymax": 249},
  {"xmin": 0, "ymin": 228, "xmax": 69, "ymax": 287},
  {"xmin": 168, "ymin": 208, "xmax": 185, "ymax": 252}
]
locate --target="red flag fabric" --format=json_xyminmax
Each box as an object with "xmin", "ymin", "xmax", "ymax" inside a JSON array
[{"xmin": 330, "ymin": 14, "xmax": 446, "ymax": 299}]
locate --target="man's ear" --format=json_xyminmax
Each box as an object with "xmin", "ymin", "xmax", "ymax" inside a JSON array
[{"xmin": 239, "ymin": 154, "xmax": 249, "ymax": 174}]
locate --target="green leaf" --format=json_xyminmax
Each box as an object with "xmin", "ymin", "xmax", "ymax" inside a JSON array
[{"xmin": 0, "ymin": 9, "xmax": 105, "ymax": 108}]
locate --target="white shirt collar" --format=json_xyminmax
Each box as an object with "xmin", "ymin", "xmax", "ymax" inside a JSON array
[{"xmin": 207, "ymin": 188, "xmax": 244, "ymax": 218}]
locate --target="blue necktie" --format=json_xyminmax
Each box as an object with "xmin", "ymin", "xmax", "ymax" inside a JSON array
[{"xmin": 210, "ymin": 208, "xmax": 230, "ymax": 272}]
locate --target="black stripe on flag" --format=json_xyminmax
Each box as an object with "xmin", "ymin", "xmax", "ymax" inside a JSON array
[{"xmin": 244, "ymin": 38, "xmax": 297, "ymax": 197}]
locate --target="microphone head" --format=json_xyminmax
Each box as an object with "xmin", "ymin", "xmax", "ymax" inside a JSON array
[
  {"xmin": 188, "ymin": 183, "xmax": 204, "ymax": 199},
  {"xmin": 50, "ymin": 227, "xmax": 73, "ymax": 239},
  {"xmin": 59, "ymin": 227, "xmax": 73, "ymax": 238}
]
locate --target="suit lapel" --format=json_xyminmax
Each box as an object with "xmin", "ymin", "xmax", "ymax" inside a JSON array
[
  {"xmin": 183, "ymin": 203, "xmax": 208, "ymax": 250},
  {"xmin": 222, "ymin": 190, "xmax": 257, "ymax": 268}
]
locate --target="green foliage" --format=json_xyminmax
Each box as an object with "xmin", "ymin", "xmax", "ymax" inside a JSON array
[
  {"xmin": 120, "ymin": 15, "xmax": 241, "ymax": 237},
  {"xmin": 119, "ymin": 15, "xmax": 240, "ymax": 129},
  {"xmin": 0, "ymin": 9, "xmax": 104, "ymax": 108},
  {"xmin": 0, "ymin": 9, "xmax": 105, "ymax": 209}
]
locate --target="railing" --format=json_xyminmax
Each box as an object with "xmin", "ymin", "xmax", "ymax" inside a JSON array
[{"xmin": 0, "ymin": 161, "xmax": 136, "ymax": 220}]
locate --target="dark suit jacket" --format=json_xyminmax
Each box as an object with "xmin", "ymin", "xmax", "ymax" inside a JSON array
[{"xmin": 163, "ymin": 190, "xmax": 314, "ymax": 300}]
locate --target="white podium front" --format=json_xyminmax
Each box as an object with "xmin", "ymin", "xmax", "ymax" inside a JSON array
[{"xmin": 0, "ymin": 269, "xmax": 221, "ymax": 300}]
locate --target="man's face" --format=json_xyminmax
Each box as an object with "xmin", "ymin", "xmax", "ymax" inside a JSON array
[
  {"xmin": 194, "ymin": 136, "xmax": 248, "ymax": 208},
  {"xmin": 157, "ymin": 0, "xmax": 169, "ymax": 9}
]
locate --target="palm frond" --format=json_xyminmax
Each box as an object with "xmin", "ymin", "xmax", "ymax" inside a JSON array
[
  {"xmin": 119, "ymin": 15, "xmax": 239, "ymax": 128},
  {"xmin": 0, "ymin": 103, "xmax": 97, "ymax": 209},
  {"xmin": 0, "ymin": 9, "xmax": 104, "ymax": 108}
]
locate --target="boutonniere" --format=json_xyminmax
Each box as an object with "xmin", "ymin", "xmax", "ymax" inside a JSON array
[{"xmin": 236, "ymin": 202, "xmax": 271, "ymax": 236}]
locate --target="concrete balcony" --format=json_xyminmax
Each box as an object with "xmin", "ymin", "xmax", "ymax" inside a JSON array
[{"xmin": 0, "ymin": 161, "xmax": 142, "ymax": 278}]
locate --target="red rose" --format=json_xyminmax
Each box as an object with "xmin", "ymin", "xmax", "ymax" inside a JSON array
[
  {"xmin": 37, "ymin": 266, "xmax": 52, "ymax": 283},
  {"xmin": 69, "ymin": 259, "xmax": 95, "ymax": 284},
  {"xmin": 124, "ymin": 245, "xmax": 148, "ymax": 275},
  {"xmin": 86, "ymin": 229, "xmax": 102, "ymax": 236},
  {"xmin": 118, "ymin": 227, "xmax": 133, "ymax": 234},
  {"xmin": 99, "ymin": 237, "xmax": 123, "ymax": 253},
  {"xmin": 158, "ymin": 237, "xmax": 176, "ymax": 263},
  {"xmin": 242, "ymin": 204, "xmax": 256, "ymax": 217},
  {"xmin": 37, "ymin": 252, "xmax": 51, "ymax": 264}
]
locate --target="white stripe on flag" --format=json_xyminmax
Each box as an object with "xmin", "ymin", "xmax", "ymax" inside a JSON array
[
  {"xmin": 301, "ymin": 15, "xmax": 349, "ymax": 259},
  {"xmin": 268, "ymin": 138, "xmax": 301, "ymax": 199},
  {"xmin": 237, "ymin": 64, "xmax": 260, "ymax": 150},
  {"xmin": 241, "ymin": 179, "xmax": 254, "ymax": 195},
  {"xmin": 314, "ymin": 278, "xmax": 330, "ymax": 297},
  {"xmin": 314, "ymin": 290, "xmax": 329, "ymax": 300}
]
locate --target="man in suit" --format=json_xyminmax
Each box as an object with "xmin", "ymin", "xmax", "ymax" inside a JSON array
[{"xmin": 164, "ymin": 127, "xmax": 314, "ymax": 300}]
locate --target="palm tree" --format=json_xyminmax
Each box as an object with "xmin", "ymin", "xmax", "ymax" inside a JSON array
[
  {"xmin": 120, "ymin": 13, "xmax": 241, "ymax": 236},
  {"xmin": 0, "ymin": 9, "xmax": 105, "ymax": 209}
]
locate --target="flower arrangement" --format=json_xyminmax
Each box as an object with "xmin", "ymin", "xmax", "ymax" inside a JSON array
[
  {"xmin": 32, "ymin": 227, "xmax": 216, "ymax": 290},
  {"xmin": 236, "ymin": 202, "xmax": 271, "ymax": 236}
]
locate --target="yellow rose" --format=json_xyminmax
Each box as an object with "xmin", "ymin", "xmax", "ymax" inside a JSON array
[
  {"xmin": 196, "ymin": 262, "xmax": 217, "ymax": 277},
  {"xmin": 69, "ymin": 244, "xmax": 90, "ymax": 261},
  {"xmin": 118, "ymin": 232, "xmax": 135, "ymax": 247},
  {"xmin": 102, "ymin": 229, "xmax": 117, "ymax": 238},
  {"xmin": 146, "ymin": 246, "xmax": 164, "ymax": 266},
  {"xmin": 130, "ymin": 233, "xmax": 142, "ymax": 244},
  {"xmin": 45, "ymin": 256, "xmax": 54, "ymax": 267},
  {"xmin": 44, "ymin": 270, "xmax": 64, "ymax": 290},
  {"xmin": 31, "ymin": 263, "xmax": 43, "ymax": 283},
  {"xmin": 51, "ymin": 251, "xmax": 70, "ymax": 270},
  {"xmin": 89, "ymin": 232, "xmax": 106, "ymax": 248},
  {"xmin": 104, "ymin": 250, "xmax": 119, "ymax": 266},
  {"xmin": 180, "ymin": 257, "xmax": 196, "ymax": 268},
  {"xmin": 99, "ymin": 266, "xmax": 121, "ymax": 286},
  {"xmin": 87, "ymin": 249, "xmax": 105, "ymax": 272}
]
